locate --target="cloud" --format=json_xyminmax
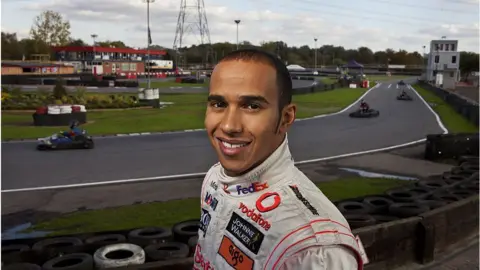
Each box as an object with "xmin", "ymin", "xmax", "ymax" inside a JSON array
[{"xmin": 7, "ymin": 0, "xmax": 479, "ymax": 53}]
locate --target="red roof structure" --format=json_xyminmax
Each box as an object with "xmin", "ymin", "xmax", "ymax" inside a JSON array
[{"xmin": 52, "ymin": 46, "xmax": 167, "ymax": 55}]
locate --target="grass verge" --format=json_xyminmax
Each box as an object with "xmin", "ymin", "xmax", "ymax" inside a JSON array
[
  {"xmin": 26, "ymin": 177, "xmax": 407, "ymax": 236},
  {"xmin": 2, "ymin": 87, "xmax": 367, "ymax": 140},
  {"xmin": 412, "ymin": 84, "xmax": 479, "ymax": 133},
  {"xmin": 366, "ymin": 75, "xmax": 413, "ymax": 82}
]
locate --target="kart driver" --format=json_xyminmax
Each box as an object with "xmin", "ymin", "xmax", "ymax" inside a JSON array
[
  {"xmin": 360, "ymin": 99, "xmax": 370, "ymax": 113},
  {"xmin": 60, "ymin": 120, "xmax": 83, "ymax": 140},
  {"xmin": 195, "ymin": 49, "xmax": 368, "ymax": 270}
]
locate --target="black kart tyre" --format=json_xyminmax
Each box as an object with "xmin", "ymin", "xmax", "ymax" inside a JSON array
[
  {"xmin": 406, "ymin": 186, "xmax": 433, "ymax": 196},
  {"xmin": 84, "ymin": 140, "xmax": 94, "ymax": 149},
  {"xmin": 93, "ymin": 243, "xmax": 145, "ymax": 269},
  {"xmin": 362, "ymin": 196, "xmax": 394, "ymax": 214},
  {"xmin": 458, "ymin": 181, "xmax": 479, "ymax": 193},
  {"xmin": 4, "ymin": 263, "xmax": 41, "ymax": 270},
  {"xmin": 42, "ymin": 253, "xmax": 93, "ymax": 270},
  {"xmin": 443, "ymin": 173, "xmax": 468, "ymax": 184},
  {"xmin": 414, "ymin": 199, "xmax": 447, "ymax": 210},
  {"xmin": 336, "ymin": 201, "xmax": 372, "ymax": 214},
  {"xmin": 2, "ymin": 244, "xmax": 30, "ymax": 254},
  {"xmin": 396, "ymin": 95, "xmax": 413, "ymax": 101},
  {"xmin": 429, "ymin": 192, "xmax": 462, "ymax": 203},
  {"xmin": 85, "ymin": 234, "xmax": 126, "ymax": 247},
  {"xmin": 349, "ymin": 109, "xmax": 380, "ymax": 118},
  {"xmin": 371, "ymin": 215, "xmax": 400, "ymax": 224},
  {"xmin": 416, "ymin": 180, "xmax": 449, "ymax": 190},
  {"xmin": 385, "ymin": 189, "xmax": 419, "ymax": 202},
  {"xmin": 458, "ymin": 156, "xmax": 479, "ymax": 165},
  {"xmin": 32, "ymin": 237, "xmax": 83, "ymax": 251},
  {"xmin": 187, "ymin": 236, "xmax": 198, "ymax": 255},
  {"xmin": 389, "ymin": 203, "xmax": 430, "ymax": 218},
  {"xmin": 344, "ymin": 214, "xmax": 376, "ymax": 229},
  {"xmin": 128, "ymin": 227, "xmax": 172, "ymax": 247},
  {"xmin": 172, "ymin": 220, "xmax": 200, "ymax": 244},
  {"xmin": 37, "ymin": 145, "xmax": 49, "ymax": 151},
  {"xmin": 144, "ymin": 242, "xmax": 189, "ymax": 261},
  {"xmin": 448, "ymin": 189, "xmax": 476, "ymax": 199}
]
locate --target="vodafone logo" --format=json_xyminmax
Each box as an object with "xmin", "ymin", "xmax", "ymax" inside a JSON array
[
  {"xmin": 255, "ymin": 192, "xmax": 281, "ymax": 213},
  {"xmin": 238, "ymin": 202, "xmax": 271, "ymax": 231}
]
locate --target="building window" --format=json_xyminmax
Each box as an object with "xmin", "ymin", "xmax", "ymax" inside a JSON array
[
  {"xmin": 451, "ymin": 44, "xmax": 455, "ymax": 51},
  {"xmin": 440, "ymin": 44, "xmax": 444, "ymax": 50},
  {"xmin": 445, "ymin": 44, "xmax": 449, "ymax": 51},
  {"xmin": 451, "ymin": 56, "xmax": 457, "ymax": 64},
  {"xmin": 435, "ymin": 55, "xmax": 440, "ymax": 63},
  {"xmin": 130, "ymin": 63, "xmax": 136, "ymax": 71},
  {"xmin": 121, "ymin": 63, "xmax": 130, "ymax": 71},
  {"xmin": 435, "ymin": 44, "xmax": 439, "ymax": 51}
]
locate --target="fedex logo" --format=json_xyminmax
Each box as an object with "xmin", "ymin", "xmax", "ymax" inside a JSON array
[{"xmin": 236, "ymin": 182, "xmax": 268, "ymax": 195}]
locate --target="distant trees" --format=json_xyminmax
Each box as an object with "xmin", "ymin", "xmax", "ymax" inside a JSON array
[
  {"xmin": 30, "ymin": 10, "xmax": 71, "ymax": 46},
  {"xmin": 2, "ymin": 10, "xmax": 478, "ymax": 74}
]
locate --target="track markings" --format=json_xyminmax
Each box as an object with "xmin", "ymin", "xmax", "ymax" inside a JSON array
[{"xmin": 1, "ymin": 82, "xmax": 448, "ymax": 193}]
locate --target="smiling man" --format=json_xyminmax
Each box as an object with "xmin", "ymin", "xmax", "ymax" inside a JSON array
[{"xmin": 194, "ymin": 49, "xmax": 368, "ymax": 270}]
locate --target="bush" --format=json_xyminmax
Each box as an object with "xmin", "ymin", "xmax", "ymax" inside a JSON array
[
  {"xmin": 53, "ymin": 78, "xmax": 68, "ymax": 100},
  {"xmin": 1, "ymin": 88, "xmax": 141, "ymax": 110}
]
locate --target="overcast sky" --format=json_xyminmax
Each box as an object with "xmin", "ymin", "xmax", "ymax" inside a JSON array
[{"xmin": 2, "ymin": 0, "xmax": 479, "ymax": 53}]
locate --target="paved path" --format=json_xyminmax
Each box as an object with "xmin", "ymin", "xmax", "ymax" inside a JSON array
[{"xmin": 1, "ymin": 82, "xmax": 445, "ymax": 190}]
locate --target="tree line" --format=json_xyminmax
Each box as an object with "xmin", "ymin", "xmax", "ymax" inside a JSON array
[{"xmin": 1, "ymin": 10, "xmax": 478, "ymax": 75}]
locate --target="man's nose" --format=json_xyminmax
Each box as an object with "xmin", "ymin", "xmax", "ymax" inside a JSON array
[{"xmin": 220, "ymin": 107, "xmax": 242, "ymax": 134}]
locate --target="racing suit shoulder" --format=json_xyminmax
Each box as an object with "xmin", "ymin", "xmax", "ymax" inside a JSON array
[
  {"xmin": 263, "ymin": 169, "xmax": 365, "ymax": 269},
  {"xmin": 279, "ymin": 245, "xmax": 359, "ymax": 270}
]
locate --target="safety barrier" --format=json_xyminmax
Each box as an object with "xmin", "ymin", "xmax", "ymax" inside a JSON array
[
  {"xmin": 3, "ymin": 158, "xmax": 477, "ymax": 269},
  {"xmin": 424, "ymin": 133, "xmax": 479, "ymax": 161},
  {"xmin": 418, "ymin": 81, "xmax": 479, "ymax": 127},
  {"xmin": 291, "ymin": 75, "xmax": 375, "ymax": 95}
]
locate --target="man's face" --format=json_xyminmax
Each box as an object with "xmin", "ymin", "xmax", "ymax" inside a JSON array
[{"xmin": 205, "ymin": 60, "xmax": 296, "ymax": 176}]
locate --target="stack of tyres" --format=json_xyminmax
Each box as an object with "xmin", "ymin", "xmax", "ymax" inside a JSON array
[
  {"xmin": 3, "ymin": 156, "xmax": 478, "ymax": 268},
  {"xmin": 425, "ymin": 133, "xmax": 479, "ymax": 161},
  {"xmin": 335, "ymin": 155, "xmax": 479, "ymax": 230},
  {"xmin": 1, "ymin": 220, "xmax": 200, "ymax": 270}
]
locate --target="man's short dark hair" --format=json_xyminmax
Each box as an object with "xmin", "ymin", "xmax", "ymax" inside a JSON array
[{"xmin": 217, "ymin": 48, "xmax": 293, "ymax": 109}]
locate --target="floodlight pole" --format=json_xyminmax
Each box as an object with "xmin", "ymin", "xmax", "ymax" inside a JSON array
[
  {"xmin": 314, "ymin": 37, "xmax": 318, "ymax": 71},
  {"xmin": 144, "ymin": 0, "xmax": 155, "ymax": 89},
  {"xmin": 234, "ymin": 20, "xmax": 241, "ymax": 50}
]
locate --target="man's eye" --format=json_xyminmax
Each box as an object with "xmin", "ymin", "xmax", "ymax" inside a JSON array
[
  {"xmin": 210, "ymin": 101, "xmax": 226, "ymax": 108},
  {"xmin": 244, "ymin": 103, "xmax": 261, "ymax": 110}
]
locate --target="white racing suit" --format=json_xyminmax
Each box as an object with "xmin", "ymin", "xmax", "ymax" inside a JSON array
[{"xmin": 194, "ymin": 137, "xmax": 369, "ymax": 270}]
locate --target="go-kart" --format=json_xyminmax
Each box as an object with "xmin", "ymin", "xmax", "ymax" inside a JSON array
[
  {"xmin": 398, "ymin": 80, "xmax": 406, "ymax": 86},
  {"xmin": 396, "ymin": 91, "xmax": 413, "ymax": 101},
  {"xmin": 349, "ymin": 108, "xmax": 380, "ymax": 118},
  {"xmin": 37, "ymin": 130, "xmax": 94, "ymax": 150}
]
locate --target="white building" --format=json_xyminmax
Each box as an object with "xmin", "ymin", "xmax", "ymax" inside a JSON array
[{"xmin": 425, "ymin": 39, "xmax": 460, "ymax": 89}]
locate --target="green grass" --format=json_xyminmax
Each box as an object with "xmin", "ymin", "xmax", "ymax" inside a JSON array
[
  {"xmin": 1, "ymin": 88, "xmax": 366, "ymax": 140},
  {"xmin": 366, "ymin": 75, "xmax": 413, "ymax": 82},
  {"xmin": 412, "ymin": 84, "xmax": 479, "ymax": 133},
  {"xmin": 26, "ymin": 177, "xmax": 406, "ymax": 236},
  {"xmin": 320, "ymin": 77, "xmax": 338, "ymax": 84},
  {"xmin": 139, "ymin": 81, "xmax": 209, "ymax": 88}
]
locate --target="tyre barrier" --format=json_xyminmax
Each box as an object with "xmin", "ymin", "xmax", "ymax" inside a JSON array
[
  {"xmin": 418, "ymin": 81, "xmax": 479, "ymax": 127},
  {"xmin": 2, "ymin": 155, "xmax": 478, "ymax": 269},
  {"xmin": 424, "ymin": 133, "xmax": 479, "ymax": 161}
]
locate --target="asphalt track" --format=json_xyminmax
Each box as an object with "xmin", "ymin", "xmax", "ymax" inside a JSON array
[
  {"xmin": 1, "ymin": 81, "xmax": 445, "ymax": 190},
  {"xmin": 12, "ymin": 79, "xmax": 316, "ymax": 94}
]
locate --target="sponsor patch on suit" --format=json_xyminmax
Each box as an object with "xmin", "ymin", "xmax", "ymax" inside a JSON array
[{"xmin": 226, "ymin": 212, "xmax": 264, "ymax": 254}]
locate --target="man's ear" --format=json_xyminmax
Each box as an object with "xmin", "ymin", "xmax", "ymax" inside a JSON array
[{"xmin": 278, "ymin": 104, "xmax": 296, "ymax": 133}]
